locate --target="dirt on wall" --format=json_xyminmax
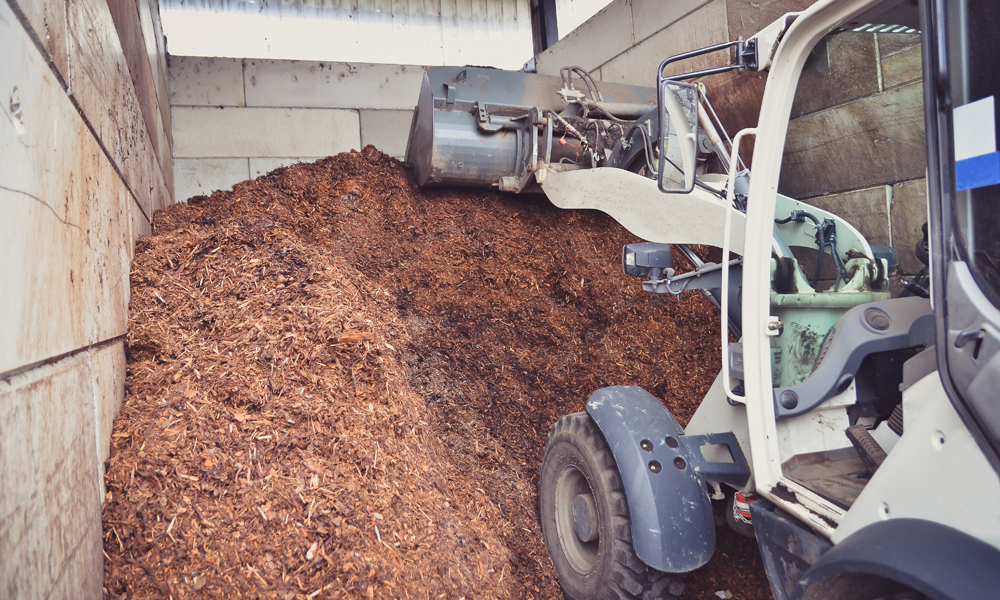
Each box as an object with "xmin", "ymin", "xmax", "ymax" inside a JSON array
[{"xmin": 101, "ymin": 147, "xmax": 772, "ymax": 600}]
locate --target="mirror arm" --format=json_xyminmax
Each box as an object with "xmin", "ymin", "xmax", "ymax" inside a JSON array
[{"xmin": 657, "ymin": 37, "xmax": 758, "ymax": 84}]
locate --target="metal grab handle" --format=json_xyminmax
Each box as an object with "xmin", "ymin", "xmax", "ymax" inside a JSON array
[
  {"xmin": 721, "ymin": 128, "xmax": 757, "ymax": 403},
  {"xmin": 657, "ymin": 39, "xmax": 746, "ymax": 84}
]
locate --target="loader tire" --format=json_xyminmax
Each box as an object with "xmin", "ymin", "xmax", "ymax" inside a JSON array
[{"xmin": 539, "ymin": 412, "xmax": 685, "ymax": 600}]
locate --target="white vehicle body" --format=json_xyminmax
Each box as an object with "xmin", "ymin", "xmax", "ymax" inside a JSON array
[{"xmin": 535, "ymin": 0, "xmax": 1000, "ymax": 598}]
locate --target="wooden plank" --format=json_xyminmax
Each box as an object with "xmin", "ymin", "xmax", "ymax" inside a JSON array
[
  {"xmin": 799, "ymin": 186, "xmax": 892, "ymax": 248},
  {"xmin": 89, "ymin": 341, "xmax": 126, "ymax": 467},
  {"xmin": 66, "ymin": 0, "xmax": 164, "ymax": 217},
  {"xmin": 791, "ymin": 31, "xmax": 879, "ymax": 118},
  {"xmin": 881, "ymin": 42, "xmax": 922, "ymax": 90},
  {"xmin": 106, "ymin": 0, "xmax": 166, "ymax": 174},
  {"xmin": 139, "ymin": 0, "xmax": 171, "ymax": 148},
  {"xmin": 779, "ymin": 81, "xmax": 926, "ymax": 200},
  {"xmin": 8, "ymin": 0, "xmax": 70, "ymax": 84},
  {"xmin": 0, "ymin": 354, "xmax": 104, "ymax": 600},
  {"xmin": 1, "ymin": 2, "xmax": 135, "ymax": 373},
  {"xmin": 726, "ymin": 0, "xmax": 819, "ymax": 40},
  {"xmin": 890, "ymin": 177, "xmax": 928, "ymax": 276},
  {"xmin": 137, "ymin": 0, "xmax": 174, "ymax": 197}
]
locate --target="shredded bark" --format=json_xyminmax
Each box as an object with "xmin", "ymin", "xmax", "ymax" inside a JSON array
[{"xmin": 102, "ymin": 146, "xmax": 772, "ymax": 599}]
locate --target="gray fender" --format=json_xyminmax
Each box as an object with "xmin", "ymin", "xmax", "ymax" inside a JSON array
[
  {"xmin": 793, "ymin": 518, "xmax": 1000, "ymax": 600},
  {"xmin": 585, "ymin": 386, "xmax": 750, "ymax": 573}
]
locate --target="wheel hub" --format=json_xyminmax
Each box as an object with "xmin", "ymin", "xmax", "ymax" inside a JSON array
[
  {"xmin": 572, "ymin": 493, "xmax": 599, "ymax": 543},
  {"xmin": 554, "ymin": 466, "xmax": 600, "ymax": 574}
]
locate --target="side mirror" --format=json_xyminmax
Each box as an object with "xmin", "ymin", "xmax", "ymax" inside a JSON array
[{"xmin": 657, "ymin": 81, "xmax": 699, "ymax": 194}]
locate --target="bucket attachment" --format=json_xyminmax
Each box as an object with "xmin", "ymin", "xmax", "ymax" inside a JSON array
[{"xmin": 406, "ymin": 66, "xmax": 659, "ymax": 192}]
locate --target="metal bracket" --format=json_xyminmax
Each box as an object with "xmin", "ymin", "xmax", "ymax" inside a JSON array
[
  {"xmin": 499, "ymin": 108, "xmax": 539, "ymax": 193},
  {"xmin": 642, "ymin": 259, "xmax": 743, "ymax": 295}
]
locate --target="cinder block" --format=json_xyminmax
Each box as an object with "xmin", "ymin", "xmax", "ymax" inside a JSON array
[
  {"xmin": 360, "ymin": 109, "xmax": 414, "ymax": 159},
  {"xmin": 891, "ymin": 178, "xmax": 928, "ymax": 275},
  {"xmin": 173, "ymin": 158, "xmax": 250, "ymax": 202},
  {"xmin": 799, "ymin": 186, "xmax": 892, "ymax": 248},
  {"xmin": 172, "ymin": 106, "xmax": 361, "ymax": 158},
  {"xmin": 0, "ymin": 355, "xmax": 104, "ymax": 600},
  {"xmin": 250, "ymin": 158, "xmax": 325, "ymax": 179},
  {"xmin": 535, "ymin": 0, "xmax": 634, "ymax": 76},
  {"xmin": 600, "ymin": 0, "xmax": 728, "ymax": 86},
  {"xmin": 245, "ymin": 60, "xmax": 423, "ymax": 110},
  {"xmin": 631, "ymin": 0, "xmax": 711, "ymax": 44},
  {"xmin": 168, "ymin": 56, "xmax": 245, "ymax": 107}
]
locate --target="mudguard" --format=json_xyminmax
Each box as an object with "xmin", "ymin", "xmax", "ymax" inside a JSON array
[
  {"xmin": 792, "ymin": 518, "xmax": 1000, "ymax": 600},
  {"xmin": 585, "ymin": 386, "xmax": 750, "ymax": 573}
]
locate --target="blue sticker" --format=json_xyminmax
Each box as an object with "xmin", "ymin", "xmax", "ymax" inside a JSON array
[{"xmin": 956, "ymin": 151, "xmax": 1000, "ymax": 191}]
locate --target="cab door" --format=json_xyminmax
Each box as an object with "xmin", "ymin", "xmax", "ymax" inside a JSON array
[{"xmin": 924, "ymin": 0, "xmax": 1000, "ymax": 474}]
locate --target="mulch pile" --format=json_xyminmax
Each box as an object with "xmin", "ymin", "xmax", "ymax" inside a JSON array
[{"xmin": 102, "ymin": 146, "xmax": 772, "ymax": 599}]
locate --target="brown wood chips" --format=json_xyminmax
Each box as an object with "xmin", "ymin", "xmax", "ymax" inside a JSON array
[{"xmin": 102, "ymin": 147, "xmax": 772, "ymax": 599}]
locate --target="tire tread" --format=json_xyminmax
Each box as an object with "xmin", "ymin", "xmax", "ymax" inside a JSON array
[{"xmin": 541, "ymin": 413, "xmax": 684, "ymax": 600}]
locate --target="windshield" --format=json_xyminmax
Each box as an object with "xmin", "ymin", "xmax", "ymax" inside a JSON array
[{"xmin": 947, "ymin": 0, "xmax": 1000, "ymax": 307}]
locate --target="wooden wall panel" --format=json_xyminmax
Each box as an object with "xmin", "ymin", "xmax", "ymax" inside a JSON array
[
  {"xmin": 779, "ymin": 81, "xmax": 926, "ymax": 200},
  {"xmin": 9, "ymin": 0, "xmax": 70, "ymax": 84},
  {"xmin": 1, "ymin": 3, "xmax": 137, "ymax": 373},
  {"xmin": 106, "ymin": 0, "xmax": 166, "ymax": 171}
]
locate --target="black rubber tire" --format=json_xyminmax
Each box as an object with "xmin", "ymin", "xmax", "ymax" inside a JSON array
[{"xmin": 539, "ymin": 412, "xmax": 685, "ymax": 600}]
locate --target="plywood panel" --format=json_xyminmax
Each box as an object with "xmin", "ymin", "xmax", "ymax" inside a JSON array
[
  {"xmin": 245, "ymin": 60, "xmax": 423, "ymax": 110},
  {"xmin": 9, "ymin": 0, "xmax": 70, "ymax": 84},
  {"xmin": 1, "ymin": 2, "xmax": 135, "ymax": 373},
  {"xmin": 89, "ymin": 342, "xmax": 126, "ymax": 467},
  {"xmin": 172, "ymin": 107, "xmax": 361, "ymax": 158},
  {"xmin": 0, "ymin": 355, "xmax": 105, "ymax": 599},
  {"xmin": 881, "ymin": 41, "xmax": 922, "ymax": 90},
  {"xmin": 799, "ymin": 186, "xmax": 891, "ymax": 248},
  {"xmin": 107, "ymin": 0, "xmax": 167, "ymax": 171},
  {"xmin": 890, "ymin": 177, "xmax": 928, "ymax": 275},
  {"xmin": 779, "ymin": 81, "xmax": 926, "ymax": 200},
  {"xmin": 791, "ymin": 31, "xmax": 879, "ymax": 118},
  {"xmin": 66, "ymin": 0, "xmax": 156, "ymax": 219}
]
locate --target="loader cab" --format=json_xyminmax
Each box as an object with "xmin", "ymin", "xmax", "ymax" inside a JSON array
[
  {"xmin": 739, "ymin": 0, "xmax": 1000, "ymax": 531},
  {"xmin": 762, "ymin": 16, "xmax": 930, "ymax": 512}
]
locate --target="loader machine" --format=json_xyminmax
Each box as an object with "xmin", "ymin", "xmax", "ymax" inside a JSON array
[{"xmin": 408, "ymin": 0, "xmax": 1000, "ymax": 597}]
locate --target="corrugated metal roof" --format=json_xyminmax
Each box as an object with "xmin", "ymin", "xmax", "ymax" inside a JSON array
[{"xmin": 160, "ymin": 0, "xmax": 533, "ymax": 69}]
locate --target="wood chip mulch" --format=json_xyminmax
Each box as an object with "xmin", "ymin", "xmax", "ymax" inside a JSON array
[{"xmin": 102, "ymin": 146, "xmax": 772, "ymax": 600}]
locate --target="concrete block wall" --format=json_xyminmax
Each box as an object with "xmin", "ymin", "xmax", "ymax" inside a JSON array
[
  {"xmin": 170, "ymin": 57, "xmax": 423, "ymax": 202},
  {"xmin": 1, "ymin": 0, "xmax": 172, "ymax": 596}
]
